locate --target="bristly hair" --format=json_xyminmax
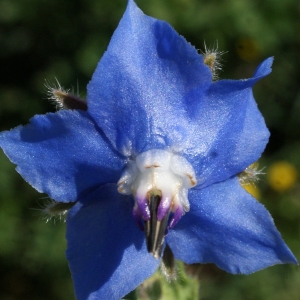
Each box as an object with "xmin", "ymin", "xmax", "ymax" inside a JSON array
[
  {"xmin": 238, "ymin": 162, "xmax": 265, "ymax": 186},
  {"xmin": 159, "ymin": 244, "xmax": 178, "ymax": 282},
  {"xmin": 44, "ymin": 78, "xmax": 70, "ymax": 110},
  {"xmin": 44, "ymin": 78, "xmax": 87, "ymax": 111},
  {"xmin": 201, "ymin": 41, "xmax": 226, "ymax": 80},
  {"xmin": 33, "ymin": 198, "xmax": 77, "ymax": 223}
]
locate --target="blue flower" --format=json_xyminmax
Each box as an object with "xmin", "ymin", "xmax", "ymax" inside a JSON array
[{"xmin": 0, "ymin": 1, "xmax": 297, "ymax": 299}]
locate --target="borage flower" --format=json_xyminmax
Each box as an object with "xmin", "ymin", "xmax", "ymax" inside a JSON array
[{"xmin": 0, "ymin": 0, "xmax": 297, "ymax": 299}]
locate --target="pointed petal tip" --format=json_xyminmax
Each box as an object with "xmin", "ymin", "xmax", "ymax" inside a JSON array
[
  {"xmin": 127, "ymin": 0, "xmax": 135, "ymax": 6},
  {"xmin": 286, "ymin": 252, "xmax": 298, "ymax": 265},
  {"xmin": 254, "ymin": 56, "xmax": 274, "ymax": 78},
  {"xmin": 126, "ymin": 0, "xmax": 141, "ymax": 15},
  {"xmin": 167, "ymin": 178, "xmax": 298, "ymax": 276}
]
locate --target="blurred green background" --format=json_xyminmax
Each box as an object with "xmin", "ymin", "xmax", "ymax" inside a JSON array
[{"xmin": 0, "ymin": 0, "xmax": 299, "ymax": 299}]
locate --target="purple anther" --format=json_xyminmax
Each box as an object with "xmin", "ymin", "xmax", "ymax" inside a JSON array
[
  {"xmin": 157, "ymin": 195, "xmax": 172, "ymax": 221},
  {"xmin": 168, "ymin": 206, "xmax": 184, "ymax": 230},
  {"xmin": 136, "ymin": 196, "xmax": 151, "ymax": 221},
  {"xmin": 132, "ymin": 205, "xmax": 144, "ymax": 231}
]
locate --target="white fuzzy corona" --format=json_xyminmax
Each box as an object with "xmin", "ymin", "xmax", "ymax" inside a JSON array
[{"xmin": 117, "ymin": 149, "xmax": 197, "ymax": 213}]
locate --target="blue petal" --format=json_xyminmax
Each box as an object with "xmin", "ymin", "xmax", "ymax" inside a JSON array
[
  {"xmin": 88, "ymin": 0, "xmax": 270, "ymax": 188},
  {"xmin": 87, "ymin": 0, "xmax": 212, "ymax": 156},
  {"xmin": 0, "ymin": 110, "xmax": 125, "ymax": 202},
  {"xmin": 166, "ymin": 177, "xmax": 297, "ymax": 274},
  {"xmin": 66, "ymin": 184, "xmax": 160, "ymax": 300},
  {"xmin": 189, "ymin": 61, "xmax": 271, "ymax": 188}
]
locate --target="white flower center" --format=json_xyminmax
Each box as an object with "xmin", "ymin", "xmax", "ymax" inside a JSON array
[
  {"xmin": 118, "ymin": 149, "xmax": 196, "ymax": 213},
  {"xmin": 117, "ymin": 149, "xmax": 196, "ymax": 258}
]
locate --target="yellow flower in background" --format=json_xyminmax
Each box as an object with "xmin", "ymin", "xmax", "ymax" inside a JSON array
[
  {"xmin": 267, "ymin": 161, "xmax": 298, "ymax": 192},
  {"xmin": 243, "ymin": 184, "xmax": 261, "ymax": 200}
]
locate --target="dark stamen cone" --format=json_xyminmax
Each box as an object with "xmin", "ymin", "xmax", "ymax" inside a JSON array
[{"xmin": 145, "ymin": 191, "xmax": 170, "ymax": 259}]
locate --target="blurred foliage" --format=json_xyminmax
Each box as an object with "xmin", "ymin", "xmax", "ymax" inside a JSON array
[{"xmin": 0, "ymin": 0, "xmax": 300, "ymax": 299}]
